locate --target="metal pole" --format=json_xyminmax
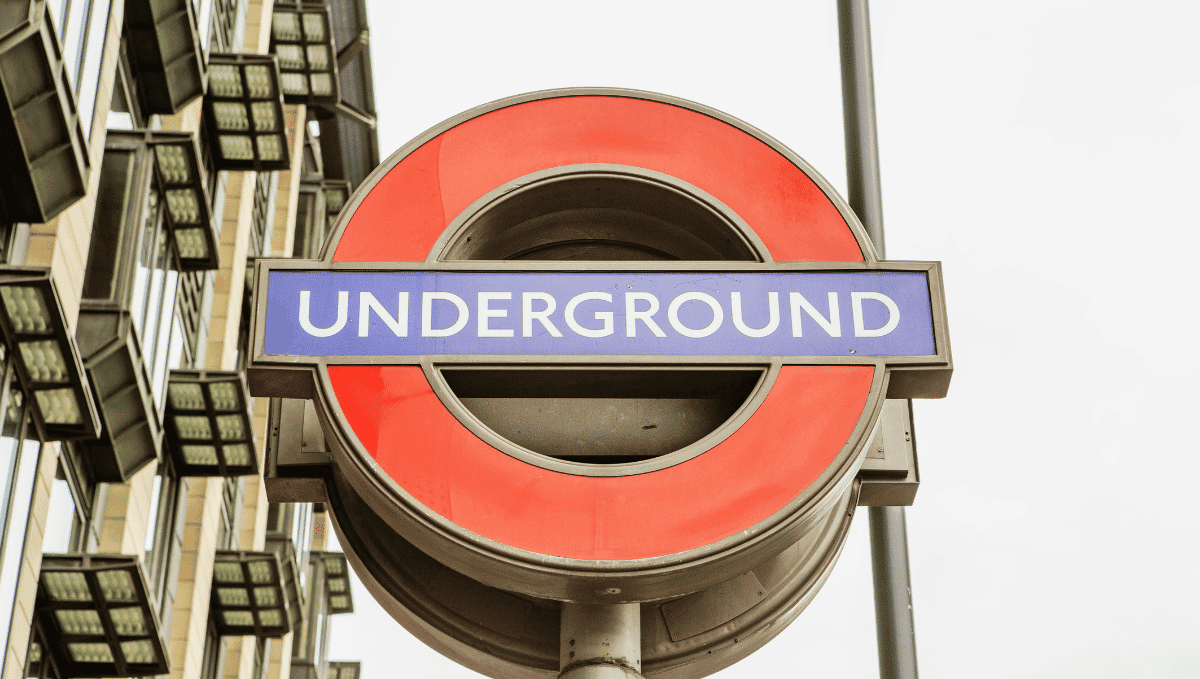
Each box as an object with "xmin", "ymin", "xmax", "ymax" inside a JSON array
[
  {"xmin": 559, "ymin": 602, "xmax": 643, "ymax": 679},
  {"xmin": 837, "ymin": 2, "xmax": 920, "ymax": 678}
]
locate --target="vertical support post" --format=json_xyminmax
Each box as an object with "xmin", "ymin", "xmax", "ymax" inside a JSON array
[
  {"xmin": 868, "ymin": 507, "xmax": 919, "ymax": 679},
  {"xmin": 559, "ymin": 602, "xmax": 643, "ymax": 679},
  {"xmin": 837, "ymin": 1, "xmax": 920, "ymax": 679}
]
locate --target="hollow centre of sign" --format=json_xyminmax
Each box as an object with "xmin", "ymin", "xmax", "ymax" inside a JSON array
[
  {"xmin": 433, "ymin": 167, "xmax": 766, "ymax": 465},
  {"xmin": 442, "ymin": 368, "xmax": 762, "ymax": 464}
]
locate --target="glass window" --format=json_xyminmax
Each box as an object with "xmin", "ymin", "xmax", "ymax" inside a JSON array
[
  {"xmin": 252, "ymin": 638, "xmax": 270, "ymax": 679},
  {"xmin": 41, "ymin": 471, "xmax": 78, "ymax": 553},
  {"xmin": 208, "ymin": 0, "xmax": 244, "ymax": 53},
  {"xmin": 149, "ymin": 243, "xmax": 181, "ymax": 411},
  {"xmin": 144, "ymin": 466, "xmax": 185, "ymax": 621},
  {"xmin": 216, "ymin": 477, "xmax": 241, "ymax": 549},
  {"xmin": 292, "ymin": 192, "xmax": 317, "ymax": 259},
  {"xmin": 126, "ymin": 189, "xmax": 182, "ymax": 413},
  {"xmin": 46, "ymin": 0, "xmax": 68, "ymax": 33},
  {"xmin": 291, "ymin": 560, "xmax": 315, "ymax": 660},
  {"xmin": 144, "ymin": 473, "xmax": 163, "ymax": 554},
  {"xmin": 200, "ymin": 622, "xmax": 224, "ymax": 679},
  {"xmin": 43, "ymin": 444, "xmax": 96, "ymax": 555},
  {"xmin": 0, "ymin": 387, "xmax": 24, "ymax": 571},
  {"xmin": 195, "ymin": 0, "xmax": 214, "ymax": 58},
  {"xmin": 60, "ymin": 0, "xmax": 88, "ymax": 89},
  {"xmin": 312, "ymin": 601, "xmax": 329, "ymax": 669},
  {"xmin": 0, "ymin": 369, "xmax": 33, "ymax": 579},
  {"xmin": 291, "ymin": 504, "xmax": 312, "ymax": 563},
  {"xmin": 0, "ymin": 374, "xmax": 43, "ymax": 679},
  {"xmin": 106, "ymin": 57, "xmax": 137, "ymax": 131},
  {"xmin": 53, "ymin": 0, "xmax": 114, "ymax": 139},
  {"xmin": 129, "ymin": 190, "xmax": 159, "ymax": 338},
  {"xmin": 77, "ymin": 0, "xmax": 113, "ymax": 138}
]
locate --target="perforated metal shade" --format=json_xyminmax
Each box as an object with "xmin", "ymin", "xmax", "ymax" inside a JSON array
[
  {"xmin": 328, "ymin": 661, "xmax": 360, "ymax": 679},
  {"xmin": 35, "ymin": 555, "xmax": 169, "ymax": 678},
  {"xmin": 320, "ymin": 179, "xmax": 351, "ymax": 234},
  {"xmin": 0, "ymin": 0, "xmax": 90, "ymax": 223},
  {"xmin": 316, "ymin": 0, "xmax": 378, "ymax": 188},
  {"xmin": 270, "ymin": 2, "xmax": 339, "ymax": 106},
  {"xmin": 316, "ymin": 551, "xmax": 353, "ymax": 615},
  {"xmin": 264, "ymin": 535, "xmax": 306, "ymax": 631},
  {"xmin": 165, "ymin": 370, "xmax": 257, "ymax": 476},
  {"xmin": 203, "ymin": 54, "xmax": 291, "ymax": 171},
  {"xmin": 146, "ymin": 131, "xmax": 220, "ymax": 270},
  {"xmin": 294, "ymin": 178, "xmax": 350, "ymax": 259},
  {"xmin": 211, "ymin": 551, "xmax": 293, "ymax": 637},
  {"xmin": 0, "ymin": 267, "xmax": 100, "ymax": 441}
]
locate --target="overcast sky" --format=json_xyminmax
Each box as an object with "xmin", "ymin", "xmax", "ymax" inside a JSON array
[{"xmin": 327, "ymin": 2, "xmax": 1200, "ymax": 677}]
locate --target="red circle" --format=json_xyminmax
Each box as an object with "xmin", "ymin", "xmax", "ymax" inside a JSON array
[
  {"xmin": 332, "ymin": 96, "xmax": 864, "ymax": 264},
  {"xmin": 326, "ymin": 94, "xmax": 873, "ymax": 560},
  {"xmin": 330, "ymin": 365, "xmax": 872, "ymax": 560}
]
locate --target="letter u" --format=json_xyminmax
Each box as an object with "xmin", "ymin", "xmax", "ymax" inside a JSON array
[{"xmin": 300, "ymin": 290, "xmax": 349, "ymax": 337}]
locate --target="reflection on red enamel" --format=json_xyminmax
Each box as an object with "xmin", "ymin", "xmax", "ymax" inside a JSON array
[{"xmin": 328, "ymin": 365, "xmax": 872, "ymax": 560}]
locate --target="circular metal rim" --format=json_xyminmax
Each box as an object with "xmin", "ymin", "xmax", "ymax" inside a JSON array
[
  {"xmin": 315, "ymin": 364, "xmax": 883, "ymax": 602},
  {"xmin": 312, "ymin": 88, "xmax": 884, "ymax": 599},
  {"xmin": 326, "ymin": 464, "xmax": 861, "ymax": 679},
  {"xmin": 427, "ymin": 163, "xmax": 771, "ymax": 265}
]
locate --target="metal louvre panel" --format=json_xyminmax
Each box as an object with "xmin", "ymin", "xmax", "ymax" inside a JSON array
[
  {"xmin": 164, "ymin": 369, "xmax": 258, "ymax": 476},
  {"xmin": 0, "ymin": 1, "xmax": 89, "ymax": 223},
  {"xmin": 0, "ymin": 266, "xmax": 101, "ymax": 440},
  {"xmin": 316, "ymin": 0, "xmax": 377, "ymax": 189},
  {"xmin": 35, "ymin": 554, "xmax": 170, "ymax": 678},
  {"xmin": 124, "ymin": 0, "xmax": 207, "ymax": 115},
  {"xmin": 211, "ymin": 551, "xmax": 293, "ymax": 638}
]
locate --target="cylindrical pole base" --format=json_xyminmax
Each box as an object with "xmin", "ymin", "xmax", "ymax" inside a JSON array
[
  {"xmin": 559, "ymin": 666, "xmax": 644, "ymax": 679},
  {"xmin": 559, "ymin": 602, "xmax": 643, "ymax": 679},
  {"xmin": 869, "ymin": 505, "xmax": 919, "ymax": 679}
]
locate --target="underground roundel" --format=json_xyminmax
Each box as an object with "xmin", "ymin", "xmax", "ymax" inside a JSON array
[{"xmin": 249, "ymin": 89, "xmax": 951, "ymax": 597}]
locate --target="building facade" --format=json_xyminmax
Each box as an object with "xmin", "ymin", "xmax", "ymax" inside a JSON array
[{"xmin": 0, "ymin": 2, "xmax": 378, "ymax": 679}]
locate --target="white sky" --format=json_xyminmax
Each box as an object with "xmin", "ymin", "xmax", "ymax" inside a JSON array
[{"xmin": 327, "ymin": 2, "xmax": 1200, "ymax": 677}]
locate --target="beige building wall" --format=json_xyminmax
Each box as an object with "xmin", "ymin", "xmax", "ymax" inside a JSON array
[
  {"xmin": 1, "ymin": 442, "xmax": 58, "ymax": 679},
  {"xmin": 24, "ymin": 0, "xmax": 126, "ymax": 329},
  {"xmin": 167, "ymin": 477, "xmax": 225, "ymax": 679},
  {"xmin": 5, "ymin": 2, "xmax": 326, "ymax": 678},
  {"xmin": 266, "ymin": 634, "xmax": 295, "ymax": 679},
  {"xmin": 0, "ymin": 3, "xmax": 129, "ymax": 676}
]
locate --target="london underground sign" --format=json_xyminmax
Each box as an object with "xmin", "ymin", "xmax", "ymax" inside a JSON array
[
  {"xmin": 264, "ymin": 269, "xmax": 936, "ymax": 357},
  {"xmin": 249, "ymin": 90, "xmax": 951, "ymax": 614}
]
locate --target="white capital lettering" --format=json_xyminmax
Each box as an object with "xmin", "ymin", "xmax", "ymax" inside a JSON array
[
  {"xmin": 565, "ymin": 292, "xmax": 614, "ymax": 338},
  {"xmin": 668, "ymin": 292, "xmax": 723, "ymax": 338},
  {"xmin": 625, "ymin": 292, "xmax": 666, "ymax": 337},
  {"xmin": 790, "ymin": 292, "xmax": 841, "ymax": 337},
  {"xmin": 421, "ymin": 291, "xmax": 469, "ymax": 337},
  {"xmin": 731, "ymin": 291, "xmax": 779, "ymax": 338},
  {"xmin": 477, "ymin": 292, "xmax": 513, "ymax": 338},
  {"xmin": 357, "ymin": 291, "xmax": 408, "ymax": 337},
  {"xmin": 522, "ymin": 292, "xmax": 563, "ymax": 337},
  {"xmin": 852, "ymin": 292, "xmax": 900, "ymax": 337},
  {"xmin": 299, "ymin": 290, "xmax": 348, "ymax": 337}
]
